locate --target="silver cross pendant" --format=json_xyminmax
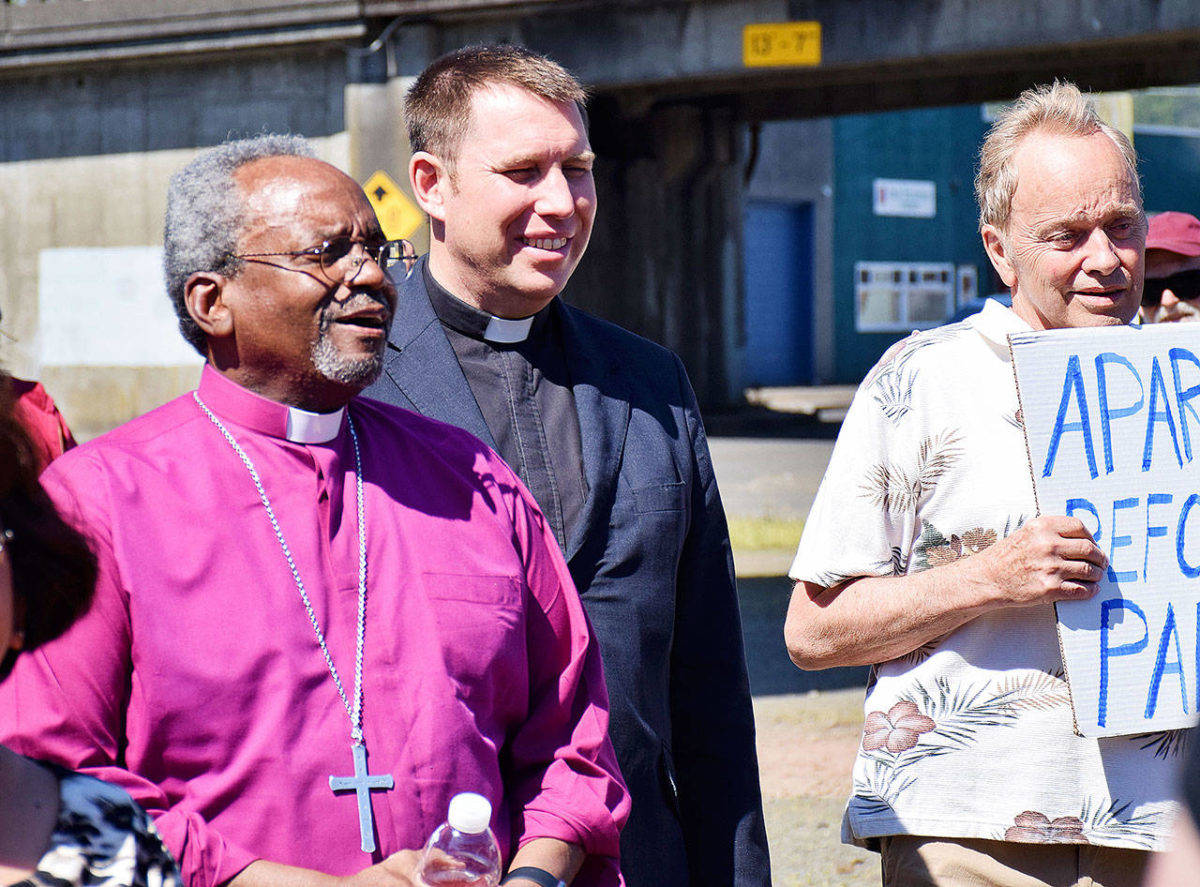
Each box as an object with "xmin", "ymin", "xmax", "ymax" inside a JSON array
[{"xmin": 329, "ymin": 742, "xmax": 395, "ymax": 853}]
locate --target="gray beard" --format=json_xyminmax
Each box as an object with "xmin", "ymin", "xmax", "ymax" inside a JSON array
[{"xmin": 310, "ymin": 325, "xmax": 386, "ymax": 388}]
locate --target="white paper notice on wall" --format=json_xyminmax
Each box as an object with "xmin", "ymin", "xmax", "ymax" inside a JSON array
[
  {"xmin": 872, "ymin": 178, "xmax": 936, "ymax": 218},
  {"xmin": 1010, "ymin": 322, "xmax": 1200, "ymax": 738},
  {"xmin": 38, "ymin": 247, "xmax": 203, "ymax": 367}
]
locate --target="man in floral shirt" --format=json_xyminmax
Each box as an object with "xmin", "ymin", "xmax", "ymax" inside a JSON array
[{"xmin": 787, "ymin": 81, "xmax": 1179, "ymax": 886}]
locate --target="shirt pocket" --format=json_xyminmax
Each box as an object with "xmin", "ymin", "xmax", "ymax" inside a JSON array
[
  {"xmin": 632, "ymin": 481, "xmax": 686, "ymax": 514},
  {"xmin": 422, "ymin": 572, "xmax": 522, "ymax": 606}
]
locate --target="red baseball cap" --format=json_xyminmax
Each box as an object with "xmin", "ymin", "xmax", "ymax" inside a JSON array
[{"xmin": 1147, "ymin": 211, "xmax": 1200, "ymax": 257}]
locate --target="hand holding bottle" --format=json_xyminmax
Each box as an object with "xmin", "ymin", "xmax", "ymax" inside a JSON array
[{"xmin": 416, "ymin": 793, "xmax": 502, "ymax": 887}]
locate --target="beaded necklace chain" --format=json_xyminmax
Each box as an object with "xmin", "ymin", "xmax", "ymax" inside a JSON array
[{"xmin": 193, "ymin": 392, "xmax": 392, "ymax": 853}]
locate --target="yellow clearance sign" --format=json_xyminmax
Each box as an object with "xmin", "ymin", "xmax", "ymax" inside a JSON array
[
  {"xmin": 742, "ymin": 21, "xmax": 821, "ymax": 67},
  {"xmin": 362, "ymin": 170, "xmax": 424, "ymax": 240}
]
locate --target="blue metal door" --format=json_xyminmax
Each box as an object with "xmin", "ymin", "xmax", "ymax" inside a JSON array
[{"xmin": 743, "ymin": 200, "xmax": 814, "ymax": 385}]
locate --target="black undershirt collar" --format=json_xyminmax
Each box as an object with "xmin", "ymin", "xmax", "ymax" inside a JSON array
[{"xmin": 424, "ymin": 264, "xmax": 554, "ymax": 344}]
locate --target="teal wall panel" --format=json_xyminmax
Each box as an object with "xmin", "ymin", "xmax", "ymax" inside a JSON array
[
  {"xmin": 1138, "ymin": 130, "xmax": 1200, "ymax": 217},
  {"xmin": 832, "ymin": 104, "xmax": 993, "ymax": 382}
]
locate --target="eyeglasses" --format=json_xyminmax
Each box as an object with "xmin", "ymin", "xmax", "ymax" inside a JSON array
[
  {"xmin": 1142, "ymin": 269, "xmax": 1200, "ymax": 307},
  {"xmin": 231, "ymin": 237, "xmax": 413, "ymax": 281}
]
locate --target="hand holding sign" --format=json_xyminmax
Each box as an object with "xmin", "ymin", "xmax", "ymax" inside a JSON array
[
  {"xmin": 1011, "ymin": 322, "xmax": 1200, "ymax": 737},
  {"xmin": 787, "ymin": 515, "xmax": 1106, "ymax": 672},
  {"xmin": 969, "ymin": 514, "xmax": 1108, "ymax": 606}
]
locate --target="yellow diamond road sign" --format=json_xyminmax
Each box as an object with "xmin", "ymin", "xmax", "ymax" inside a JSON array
[
  {"xmin": 363, "ymin": 170, "xmax": 424, "ymax": 240},
  {"xmin": 743, "ymin": 21, "xmax": 821, "ymax": 68}
]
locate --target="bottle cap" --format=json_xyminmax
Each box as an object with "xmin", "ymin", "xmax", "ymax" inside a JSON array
[{"xmin": 447, "ymin": 792, "xmax": 492, "ymax": 834}]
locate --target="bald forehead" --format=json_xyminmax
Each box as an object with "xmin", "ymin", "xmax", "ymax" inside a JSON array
[
  {"xmin": 1016, "ymin": 129, "xmax": 1114, "ymax": 169},
  {"xmin": 234, "ymin": 155, "xmax": 357, "ymax": 208},
  {"xmin": 226, "ymin": 154, "xmax": 383, "ymax": 256},
  {"xmin": 231, "ymin": 155, "xmax": 379, "ymax": 251},
  {"xmin": 1013, "ymin": 130, "xmax": 1139, "ymax": 198}
]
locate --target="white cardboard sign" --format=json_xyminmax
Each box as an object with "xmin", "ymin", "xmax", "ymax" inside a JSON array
[{"xmin": 1011, "ymin": 323, "xmax": 1200, "ymax": 737}]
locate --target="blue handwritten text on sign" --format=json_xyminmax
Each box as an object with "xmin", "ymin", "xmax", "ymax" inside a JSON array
[{"xmin": 1012, "ymin": 325, "xmax": 1200, "ymax": 737}]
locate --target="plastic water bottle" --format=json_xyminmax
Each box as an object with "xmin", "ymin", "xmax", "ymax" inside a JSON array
[{"xmin": 417, "ymin": 792, "xmax": 502, "ymax": 887}]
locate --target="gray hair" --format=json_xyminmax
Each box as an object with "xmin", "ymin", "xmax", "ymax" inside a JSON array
[
  {"xmin": 975, "ymin": 81, "xmax": 1141, "ymax": 231},
  {"xmin": 163, "ymin": 134, "xmax": 317, "ymax": 353}
]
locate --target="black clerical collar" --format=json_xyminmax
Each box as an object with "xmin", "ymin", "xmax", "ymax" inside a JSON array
[{"xmin": 424, "ymin": 263, "xmax": 554, "ymax": 344}]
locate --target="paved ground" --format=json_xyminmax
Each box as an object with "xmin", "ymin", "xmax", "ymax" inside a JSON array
[
  {"xmin": 743, "ymin": 384, "xmax": 859, "ymax": 425},
  {"xmin": 754, "ymin": 690, "xmax": 878, "ymax": 886},
  {"xmin": 708, "ymin": 408, "xmax": 864, "ymax": 697},
  {"xmin": 707, "ymin": 397, "xmax": 877, "ymax": 885},
  {"xmin": 740, "ymin": 575, "xmax": 873, "ymax": 885},
  {"xmin": 706, "ymin": 384, "xmax": 850, "ymax": 522},
  {"xmin": 709, "ymin": 436, "xmax": 836, "ymax": 522}
]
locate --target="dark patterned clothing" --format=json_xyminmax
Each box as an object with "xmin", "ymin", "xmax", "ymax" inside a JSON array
[
  {"xmin": 791, "ymin": 300, "xmax": 1180, "ymax": 851},
  {"xmin": 16, "ymin": 761, "xmax": 178, "ymax": 887}
]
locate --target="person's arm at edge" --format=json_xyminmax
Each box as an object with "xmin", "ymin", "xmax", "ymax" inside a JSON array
[
  {"xmin": 668, "ymin": 356, "xmax": 770, "ymax": 886},
  {"xmin": 500, "ymin": 465, "xmax": 628, "ymax": 884},
  {"xmin": 504, "ymin": 838, "xmax": 584, "ymax": 885},
  {"xmin": 6, "ymin": 457, "xmax": 265, "ymax": 887},
  {"xmin": 224, "ymin": 852, "xmax": 425, "ymax": 887},
  {"xmin": 784, "ymin": 514, "xmax": 1109, "ymax": 670}
]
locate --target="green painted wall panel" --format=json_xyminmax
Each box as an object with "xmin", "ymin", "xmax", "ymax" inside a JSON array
[
  {"xmin": 1139, "ymin": 130, "xmax": 1200, "ymax": 217},
  {"xmin": 832, "ymin": 104, "xmax": 993, "ymax": 382}
]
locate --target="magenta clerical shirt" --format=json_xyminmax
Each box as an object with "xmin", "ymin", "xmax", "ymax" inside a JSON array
[{"xmin": 0, "ymin": 366, "xmax": 628, "ymax": 887}]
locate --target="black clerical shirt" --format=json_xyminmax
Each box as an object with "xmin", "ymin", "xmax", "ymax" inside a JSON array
[{"xmin": 424, "ymin": 265, "xmax": 587, "ymax": 550}]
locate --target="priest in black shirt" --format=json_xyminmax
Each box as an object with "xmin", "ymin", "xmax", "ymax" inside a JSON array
[
  {"xmin": 364, "ymin": 44, "xmax": 770, "ymax": 887},
  {"xmin": 421, "ymin": 267, "xmax": 586, "ymax": 552}
]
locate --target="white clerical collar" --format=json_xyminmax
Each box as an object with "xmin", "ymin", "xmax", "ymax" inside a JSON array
[
  {"xmin": 483, "ymin": 314, "xmax": 535, "ymax": 344},
  {"xmin": 285, "ymin": 405, "xmax": 345, "ymax": 444}
]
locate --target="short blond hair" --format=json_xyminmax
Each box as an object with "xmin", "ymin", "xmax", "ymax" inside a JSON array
[
  {"xmin": 405, "ymin": 44, "xmax": 586, "ymax": 173},
  {"xmin": 975, "ymin": 81, "xmax": 1141, "ymax": 230}
]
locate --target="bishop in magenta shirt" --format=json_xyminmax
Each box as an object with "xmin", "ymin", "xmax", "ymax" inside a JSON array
[{"xmin": 0, "ymin": 366, "xmax": 628, "ymax": 887}]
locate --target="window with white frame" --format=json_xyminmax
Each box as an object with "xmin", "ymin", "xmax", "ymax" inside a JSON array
[{"xmin": 855, "ymin": 261, "xmax": 956, "ymax": 332}]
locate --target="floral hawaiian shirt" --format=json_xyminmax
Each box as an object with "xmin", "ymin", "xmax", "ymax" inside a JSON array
[
  {"xmin": 16, "ymin": 761, "xmax": 179, "ymax": 887},
  {"xmin": 791, "ymin": 299, "xmax": 1182, "ymax": 851}
]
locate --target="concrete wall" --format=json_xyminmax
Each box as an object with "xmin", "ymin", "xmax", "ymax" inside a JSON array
[
  {"xmin": 569, "ymin": 102, "xmax": 747, "ymax": 405},
  {"xmin": 345, "ymin": 76, "xmax": 427, "ymax": 253},
  {"xmin": 0, "ymin": 49, "xmax": 350, "ymax": 438},
  {"xmin": 0, "ymin": 26, "xmax": 755, "ymax": 429}
]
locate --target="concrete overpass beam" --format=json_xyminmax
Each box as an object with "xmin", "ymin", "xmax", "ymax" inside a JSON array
[{"xmin": 573, "ymin": 98, "xmax": 746, "ymax": 406}]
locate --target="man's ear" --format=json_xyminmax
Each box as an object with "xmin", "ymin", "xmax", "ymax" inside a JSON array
[
  {"xmin": 410, "ymin": 151, "xmax": 449, "ymax": 222},
  {"xmin": 981, "ymin": 224, "xmax": 1017, "ymax": 288},
  {"xmin": 184, "ymin": 271, "xmax": 234, "ymax": 340}
]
